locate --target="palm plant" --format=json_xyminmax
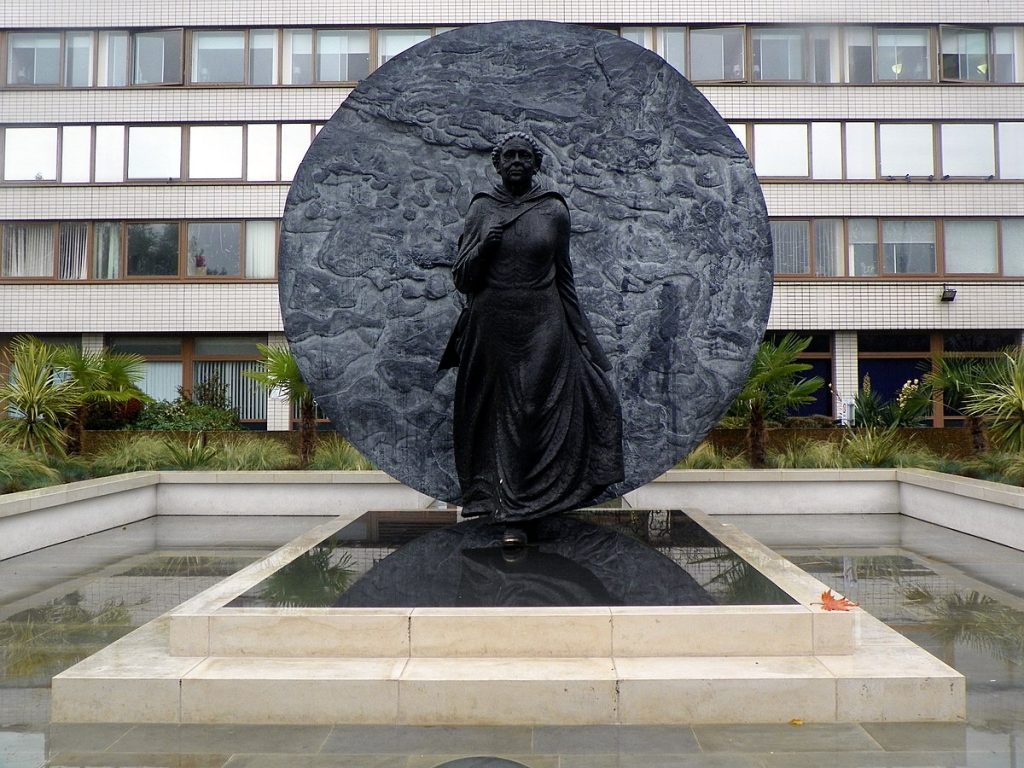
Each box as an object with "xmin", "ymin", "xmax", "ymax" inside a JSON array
[
  {"xmin": 54, "ymin": 345, "xmax": 149, "ymax": 454},
  {"xmin": 925, "ymin": 355, "xmax": 994, "ymax": 454},
  {"xmin": 0, "ymin": 337, "xmax": 82, "ymax": 454},
  {"xmin": 731, "ymin": 334, "xmax": 824, "ymax": 468},
  {"xmin": 244, "ymin": 344, "xmax": 318, "ymax": 468},
  {"xmin": 964, "ymin": 347, "xmax": 1024, "ymax": 453}
]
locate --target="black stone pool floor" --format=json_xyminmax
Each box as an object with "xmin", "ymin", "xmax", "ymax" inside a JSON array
[{"xmin": 2, "ymin": 513, "xmax": 1023, "ymax": 767}]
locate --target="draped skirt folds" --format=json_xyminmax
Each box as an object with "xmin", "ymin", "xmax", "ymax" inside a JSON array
[{"xmin": 454, "ymin": 283, "xmax": 623, "ymax": 522}]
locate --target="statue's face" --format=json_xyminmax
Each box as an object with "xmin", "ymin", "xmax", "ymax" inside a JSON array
[{"xmin": 495, "ymin": 138, "xmax": 538, "ymax": 187}]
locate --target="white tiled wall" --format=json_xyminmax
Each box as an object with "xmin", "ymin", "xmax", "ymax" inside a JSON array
[
  {"xmin": 0, "ymin": 284, "xmax": 282, "ymax": 334},
  {"xmin": 769, "ymin": 282, "xmax": 1024, "ymax": 330},
  {"xmin": 763, "ymin": 183, "xmax": 1024, "ymax": 218},
  {"xmin": 3, "ymin": 0, "xmax": 1021, "ymax": 27},
  {"xmin": 0, "ymin": 186, "xmax": 289, "ymax": 220},
  {"xmin": 0, "ymin": 89, "xmax": 348, "ymax": 125}
]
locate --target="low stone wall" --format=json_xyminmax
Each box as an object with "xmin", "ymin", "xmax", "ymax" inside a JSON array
[{"xmin": 3, "ymin": 468, "xmax": 1023, "ymax": 561}]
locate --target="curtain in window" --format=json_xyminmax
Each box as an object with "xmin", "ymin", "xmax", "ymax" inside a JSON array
[
  {"xmin": 194, "ymin": 361, "xmax": 266, "ymax": 421},
  {"xmin": 139, "ymin": 361, "xmax": 183, "ymax": 402},
  {"xmin": 245, "ymin": 221, "xmax": 276, "ymax": 278},
  {"xmin": 93, "ymin": 222, "xmax": 120, "ymax": 279},
  {"xmin": 59, "ymin": 223, "xmax": 88, "ymax": 279},
  {"xmin": 770, "ymin": 221, "xmax": 809, "ymax": 274},
  {"xmin": 2, "ymin": 223, "xmax": 53, "ymax": 277}
]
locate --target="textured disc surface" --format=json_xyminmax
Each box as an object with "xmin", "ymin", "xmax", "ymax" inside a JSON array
[{"xmin": 279, "ymin": 20, "xmax": 772, "ymax": 502}]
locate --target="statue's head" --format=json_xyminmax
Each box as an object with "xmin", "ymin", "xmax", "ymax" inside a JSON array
[{"xmin": 491, "ymin": 132, "xmax": 543, "ymax": 191}]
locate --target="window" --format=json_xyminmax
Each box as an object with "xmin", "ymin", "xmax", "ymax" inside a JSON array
[
  {"xmin": 882, "ymin": 220, "xmax": 935, "ymax": 274},
  {"xmin": 126, "ymin": 223, "xmax": 180, "ymax": 276},
  {"xmin": 188, "ymin": 125, "xmax": 243, "ymax": 179},
  {"xmin": 249, "ymin": 30, "xmax": 279, "ymax": 85},
  {"xmin": 61, "ymin": 126, "xmax": 92, "ymax": 183},
  {"xmin": 97, "ymin": 31, "xmax": 128, "ymax": 86},
  {"xmin": 378, "ymin": 29, "xmax": 430, "ymax": 67},
  {"xmin": 689, "ymin": 27, "xmax": 744, "ymax": 81},
  {"xmin": 3, "ymin": 127, "xmax": 58, "ymax": 181},
  {"xmin": 93, "ymin": 222, "xmax": 121, "ymax": 279},
  {"xmin": 191, "ymin": 31, "xmax": 245, "ymax": 83},
  {"xmin": 1002, "ymin": 220, "xmax": 1024, "ymax": 276},
  {"xmin": 879, "ymin": 124, "xmax": 933, "ymax": 177},
  {"xmin": 998, "ymin": 123, "xmax": 1024, "ymax": 179},
  {"xmin": 876, "ymin": 28, "xmax": 931, "ymax": 81},
  {"xmin": 187, "ymin": 222, "xmax": 241, "ymax": 276},
  {"xmin": 280, "ymin": 124, "xmax": 312, "ymax": 181},
  {"xmin": 844, "ymin": 123, "xmax": 876, "ymax": 179},
  {"xmin": 844, "ymin": 27, "xmax": 873, "ymax": 83},
  {"xmin": 752, "ymin": 28, "xmax": 804, "ymax": 81},
  {"xmin": 656, "ymin": 27, "xmax": 686, "ymax": 74},
  {"xmin": 728, "ymin": 124, "xmax": 747, "ymax": 151},
  {"xmin": 7, "ymin": 32, "xmax": 60, "ymax": 85},
  {"xmin": 58, "ymin": 223, "xmax": 88, "ymax": 280},
  {"xmin": 814, "ymin": 220, "xmax": 844, "ymax": 276},
  {"xmin": 282, "ymin": 30, "xmax": 313, "ymax": 84},
  {"xmin": 127, "ymin": 126, "xmax": 181, "ymax": 179},
  {"xmin": 132, "ymin": 30, "xmax": 183, "ymax": 85},
  {"xmin": 809, "ymin": 27, "xmax": 840, "ymax": 83},
  {"xmin": 811, "ymin": 123, "xmax": 842, "ymax": 179},
  {"xmin": 316, "ymin": 30, "xmax": 370, "ymax": 81},
  {"xmin": 620, "ymin": 27, "xmax": 653, "ymax": 49},
  {"xmin": 944, "ymin": 220, "xmax": 998, "ymax": 273},
  {"xmin": 246, "ymin": 124, "xmax": 279, "ymax": 180},
  {"xmin": 848, "ymin": 219, "xmax": 878, "ymax": 276},
  {"xmin": 245, "ymin": 221, "xmax": 277, "ymax": 278},
  {"xmin": 2, "ymin": 223, "xmax": 53, "ymax": 277},
  {"xmin": 94, "ymin": 125, "xmax": 126, "ymax": 182},
  {"xmin": 941, "ymin": 26, "xmax": 990, "ymax": 81},
  {"xmin": 753, "ymin": 124, "xmax": 808, "ymax": 176},
  {"xmin": 771, "ymin": 221, "xmax": 810, "ymax": 274},
  {"xmin": 65, "ymin": 32, "xmax": 94, "ymax": 87},
  {"xmin": 941, "ymin": 124, "xmax": 995, "ymax": 177},
  {"xmin": 994, "ymin": 27, "xmax": 1024, "ymax": 83}
]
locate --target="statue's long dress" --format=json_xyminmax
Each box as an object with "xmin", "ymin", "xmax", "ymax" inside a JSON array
[{"xmin": 439, "ymin": 182, "xmax": 624, "ymax": 522}]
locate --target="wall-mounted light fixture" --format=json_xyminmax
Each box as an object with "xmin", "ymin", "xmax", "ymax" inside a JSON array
[{"xmin": 940, "ymin": 285, "xmax": 957, "ymax": 302}]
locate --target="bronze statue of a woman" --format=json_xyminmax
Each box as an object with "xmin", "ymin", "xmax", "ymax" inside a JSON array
[{"xmin": 439, "ymin": 132, "xmax": 624, "ymax": 523}]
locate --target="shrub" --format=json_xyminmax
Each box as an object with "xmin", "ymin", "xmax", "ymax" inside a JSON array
[
  {"xmin": 133, "ymin": 397, "xmax": 241, "ymax": 431},
  {"xmin": 45, "ymin": 454, "xmax": 92, "ymax": 484},
  {"xmin": 840, "ymin": 426, "xmax": 940, "ymax": 468},
  {"xmin": 210, "ymin": 436, "xmax": 298, "ymax": 471},
  {"xmin": 676, "ymin": 442, "xmax": 747, "ymax": 469},
  {"xmin": 767, "ymin": 439, "xmax": 843, "ymax": 469},
  {"xmin": 309, "ymin": 435, "xmax": 376, "ymax": 470},
  {"xmin": 161, "ymin": 436, "xmax": 218, "ymax": 470},
  {"xmin": 0, "ymin": 444, "xmax": 61, "ymax": 493},
  {"xmin": 959, "ymin": 452, "xmax": 1024, "ymax": 486},
  {"xmin": 90, "ymin": 435, "xmax": 171, "ymax": 476}
]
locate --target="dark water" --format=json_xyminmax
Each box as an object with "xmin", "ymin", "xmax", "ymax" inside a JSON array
[{"xmin": 227, "ymin": 509, "xmax": 795, "ymax": 608}]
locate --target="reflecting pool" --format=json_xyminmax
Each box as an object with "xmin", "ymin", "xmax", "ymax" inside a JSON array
[{"xmin": 1, "ymin": 512, "xmax": 1023, "ymax": 767}]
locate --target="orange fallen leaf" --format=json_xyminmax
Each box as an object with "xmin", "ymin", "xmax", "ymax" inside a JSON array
[
  {"xmin": 818, "ymin": 589, "xmax": 858, "ymax": 611},
  {"xmin": 789, "ymin": 718, "xmax": 805, "ymax": 726}
]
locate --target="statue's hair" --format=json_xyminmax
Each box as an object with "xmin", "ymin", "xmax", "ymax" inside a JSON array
[{"xmin": 491, "ymin": 131, "xmax": 544, "ymax": 168}]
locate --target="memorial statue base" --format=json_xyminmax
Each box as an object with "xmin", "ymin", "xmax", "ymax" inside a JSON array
[{"xmin": 51, "ymin": 510, "xmax": 964, "ymax": 725}]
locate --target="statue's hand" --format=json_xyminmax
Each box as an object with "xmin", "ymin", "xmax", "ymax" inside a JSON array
[{"xmin": 480, "ymin": 225, "xmax": 504, "ymax": 256}]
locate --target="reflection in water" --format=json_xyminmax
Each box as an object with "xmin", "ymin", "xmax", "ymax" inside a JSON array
[
  {"xmin": 260, "ymin": 547, "xmax": 356, "ymax": 607},
  {"xmin": 231, "ymin": 511, "xmax": 798, "ymax": 608}
]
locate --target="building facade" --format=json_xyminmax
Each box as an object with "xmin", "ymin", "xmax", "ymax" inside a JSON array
[{"xmin": 1, "ymin": 1, "xmax": 1022, "ymax": 429}]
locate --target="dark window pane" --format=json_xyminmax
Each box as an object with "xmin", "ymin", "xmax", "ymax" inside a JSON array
[
  {"xmin": 108, "ymin": 335, "xmax": 183, "ymax": 355},
  {"xmin": 127, "ymin": 223, "xmax": 179, "ymax": 276},
  {"xmin": 943, "ymin": 331, "xmax": 1018, "ymax": 352},
  {"xmin": 194, "ymin": 335, "xmax": 264, "ymax": 356},
  {"xmin": 792, "ymin": 358, "xmax": 832, "ymax": 417},
  {"xmin": 858, "ymin": 358, "xmax": 930, "ymax": 404},
  {"xmin": 858, "ymin": 332, "xmax": 931, "ymax": 353},
  {"xmin": 133, "ymin": 30, "xmax": 182, "ymax": 84},
  {"xmin": 765, "ymin": 332, "xmax": 831, "ymax": 353}
]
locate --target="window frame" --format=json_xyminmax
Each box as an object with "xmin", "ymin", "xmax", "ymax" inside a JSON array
[{"xmin": 939, "ymin": 25, "xmax": 992, "ymax": 83}]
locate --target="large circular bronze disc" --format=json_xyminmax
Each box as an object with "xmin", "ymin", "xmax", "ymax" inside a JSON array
[{"xmin": 280, "ymin": 20, "xmax": 772, "ymax": 502}]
